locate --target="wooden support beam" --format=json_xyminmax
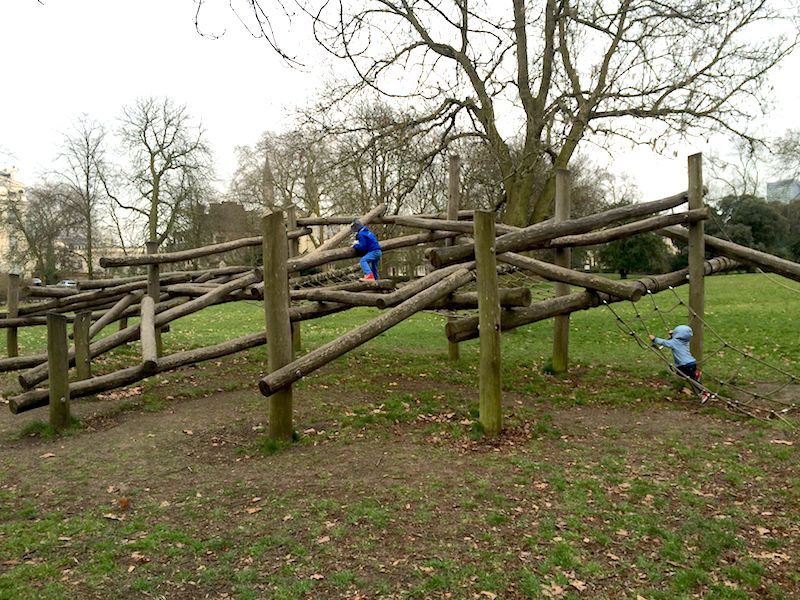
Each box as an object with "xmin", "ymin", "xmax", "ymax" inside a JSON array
[
  {"xmin": 47, "ymin": 313, "xmax": 70, "ymax": 430},
  {"xmin": 447, "ymin": 154, "xmax": 462, "ymax": 362},
  {"xmin": 262, "ymin": 211, "xmax": 294, "ymax": 441},
  {"xmin": 140, "ymin": 295, "xmax": 158, "ymax": 370},
  {"xmin": 6, "ymin": 273, "xmax": 20, "ymax": 357},
  {"xmin": 475, "ymin": 211, "xmax": 502, "ymax": 435},
  {"xmin": 552, "ymin": 169, "xmax": 571, "ymax": 373},
  {"xmin": 73, "ymin": 311, "xmax": 92, "ymax": 381},
  {"xmin": 687, "ymin": 153, "xmax": 705, "ymax": 364}
]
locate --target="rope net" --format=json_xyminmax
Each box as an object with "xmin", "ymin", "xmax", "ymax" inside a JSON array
[{"xmin": 605, "ymin": 287, "xmax": 799, "ymax": 423}]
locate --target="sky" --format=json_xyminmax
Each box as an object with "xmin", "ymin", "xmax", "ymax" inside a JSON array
[{"xmin": 1, "ymin": 0, "xmax": 799, "ymax": 202}]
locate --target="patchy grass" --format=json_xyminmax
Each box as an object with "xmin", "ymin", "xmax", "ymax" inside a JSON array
[{"xmin": 0, "ymin": 273, "xmax": 798, "ymax": 598}]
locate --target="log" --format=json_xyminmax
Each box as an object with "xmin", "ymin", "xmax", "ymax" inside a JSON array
[
  {"xmin": 289, "ymin": 265, "xmax": 361, "ymax": 287},
  {"xmin": 313, "ymin": 203, "xmax": 387, "ymax": 253},
  {"xmin": 289, "ymin": 301, "xmax": 352, "ymax": 322},
  {"xmin": 498, "ymin": 253, "xmax": 644, "ymax": 301},
  {"xmin": 289, "ymin": 279, "xmax": 396, "ymax": 299},
  {"xmin": 296, "ymin": 288, "xmax": 386, "ymax": 307},
  {"xmin": 445, "ymin": 257, "xmax": 739, "ymax": 342},
  {"xmin": 288, "ymin": 230, "xmax": 459, "ymax": 274},
  {"xmin": 77, "ymin": 266, "xmax": 251, "ymax": 290},
  {"xmin": 9, "ymin": 331, "xmax": 268, "ymax": 414},
  {"xmin": 73, "ymin": 311, "xmax": 92, "ymax": 380},
  {"xmin": 294, "ymin": 209, "xmax": 475, "ymax": 226},
  {"xmin": 47, "ymin": 313, "xmax": 71, "ymax": 430},
  {"xmin": 140, "ymin": 296, "xmax": 158, "ymax": 370},
  {"xmin": 427, "ymin": 190, "xmax": 689, "ymax": 268},
  {"xmin": 475, "ymin": 211, "xmax": 502, "ymax": 435},
  {"xmin": 545, "ymin": 208, "xmax": 708, "ymax": 249},
  {"xmin": 659, "ymin": 225, "xmax": 800, "ymax": 283},
  {"xmin": 259, "ymin": 267, "xmax": 477, "ymax": 396},
  {"xmin": 88, "ymin": 291, "xmax": 144, "ymax": 339},
  {"xmin": 16, "ymin": 273, "xmax": 255, "ymax": 390},
  {"xmin": 23, "ymin": 285, "xmax": 79, "ymax": 298},
  {"xmin": 372, "ymin": 264, "xmax": 474, "ymax": 309},
  {"xmin": 389, "ymin": 215, "xmax": 519, "ymax": 236},
  {"xmin": 17, "ymin": 280, "xmax": 152, "ymax": 316},
  {"xmin": 429, "ymin": 288, "xmax": 532, "ymax": 310},
  {"xmin": 6, "ymin": 273, "xmax": 20, "ymax": 357},
  {"xmin": 98, "ymin": 229, "xmax": 310, "ymax": 268}
]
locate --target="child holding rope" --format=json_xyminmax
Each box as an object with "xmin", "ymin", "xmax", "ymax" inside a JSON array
[
  {"xmin": 350, "ymin": 219, "xmax": 382, "ymax": 280},
  {"xmin": 649, "ymin": 325, "xmax": 699, "ymax": 382}
]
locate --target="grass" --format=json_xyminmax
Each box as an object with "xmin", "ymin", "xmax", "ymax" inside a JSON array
[{"xmin": 0, "ymin": 272, "xmax": 798, "ymax": 599}]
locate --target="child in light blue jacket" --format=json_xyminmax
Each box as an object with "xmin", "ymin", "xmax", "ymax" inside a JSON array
[{"xmin": 649, "ymin": 325, "xmax": 699, "ymax": 381}]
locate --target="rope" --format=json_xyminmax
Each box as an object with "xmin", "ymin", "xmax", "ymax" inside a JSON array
[{"xmin": 605, "ymin": 288, "xmax": 799, "ymax": 423}]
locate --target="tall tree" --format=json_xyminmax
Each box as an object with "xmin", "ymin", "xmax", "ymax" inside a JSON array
[
  {"xmin": 117, "ymin": 97, "xmax": 213, "ymax": 246},
  {"xmin": 3, "ymin": 182, "xmax": 81, "ymax": 283},
  {"xmin": 56, "ymin": 115, "xmax": 110, "ymax": 278},
  {"xmin": 249, "ymin": 0, "xmax": 798, "ymax": 226}
]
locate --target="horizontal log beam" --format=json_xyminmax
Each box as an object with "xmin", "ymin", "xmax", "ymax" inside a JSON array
[
  {"xmin": 498, "ymin": 253, "xmax": 644, "ymax": 301},
  {"xmin": 9, "ymin": 331, "xmax": 268, "ymax": 414},
  {"xmin": 288, "ymin": 230, "xmax": 459, "ymax": 273},
  {"xmin": 445, "ymin": 257, "xmax": 738, "ymax": 342},
  {"xmin": 544, "ymin": 208, "xmax": 708, "ymax": 249},
  {"xmin": 659, "ymin": 226, "xmax": 800, "ymax": 283},
  {"xmin": 427, "ymin": 191, "xmax": 689, "ymax": 268},
  {"xmin": 99, "ymin": 228, "xmax": 309, "ymax": 268}
]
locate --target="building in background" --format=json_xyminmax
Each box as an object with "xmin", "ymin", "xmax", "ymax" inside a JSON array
[
  {"xmin": 0, "ymin": 167, "xmax": 32, "ymax": 275},
  {"xmin": 766, "ymin": 179, "xmax": 800, "ymax": 204}
]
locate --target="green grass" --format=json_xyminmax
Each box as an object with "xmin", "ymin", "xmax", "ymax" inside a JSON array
[{"xmin": 0, "ymin": 273, "xmax": 798, "ymax": 599}]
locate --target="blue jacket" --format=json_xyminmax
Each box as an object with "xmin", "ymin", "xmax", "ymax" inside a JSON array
[
  {"xmin": 653, "ymin": 325, "xmax": 696, "ymax": 367},
  {"xmin": 352, "ymin": 226, "xmax": 381, "ymax": 255}
]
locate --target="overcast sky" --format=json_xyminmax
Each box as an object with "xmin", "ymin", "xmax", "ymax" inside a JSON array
[{"xmin": 2, "ymin": 0, "xmax": 799, "ymax": 201}]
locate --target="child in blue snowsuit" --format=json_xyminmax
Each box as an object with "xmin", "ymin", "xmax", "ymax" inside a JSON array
[
  {"xmin": 350, "ymin": 219, "xmax": 382, "ymax": 280},
  {"xmin": 649, "ymin": 325, "xmax": 699, "ymax": 381}
]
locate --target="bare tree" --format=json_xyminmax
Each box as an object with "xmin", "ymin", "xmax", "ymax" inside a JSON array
[
  {"xmin": 117, "ymin": 97, "xmax": 213, "ymax": 246},
  {"xmin": 248, "ymin": 0, "xmax": 799, "ymax": 226},
  {"xmin": 56, "ymin": 115, "xmax": 110, "ymax": 278},
  {"xmin": 3, "ymin": 182, "xmax": 81, "ymax": 283}
]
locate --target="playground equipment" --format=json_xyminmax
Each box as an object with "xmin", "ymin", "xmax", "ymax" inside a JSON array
[{"xmin": 2, "ymin": 154, "xmax": 799, "ymax": 436}]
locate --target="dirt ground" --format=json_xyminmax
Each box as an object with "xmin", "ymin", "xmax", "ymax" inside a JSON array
[{"xmin": 1, "ymin": 361, "xmax": 799, "ymax": 599}]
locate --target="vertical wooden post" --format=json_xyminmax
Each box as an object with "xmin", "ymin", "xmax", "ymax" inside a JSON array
[
  {"xmin": 286, "ymin": 205, "xmax": 302, "ymax": 354},
  {"xmin": 6, "ymin": 273, "xmax": 20, "ymax": 358},
  {"xmin": 262, "ymin": 210, "xmax": 294, "ymax": 440},
  {"xmin": 552, "ymin": 169, "xmax": 571, "ymax": 373},
  {"xmin": 447, "ymin": 154, "xmax": 462, "ymax": 361},
  {"xmin": 146, "ymin": 241, "xmax": 163, "ymax": 357},
  {"xmin": 475, "ymin": 210, "xmax": 502, "ymax": 435},
  {"xmin": 73, "ymin": 311, "xmax": 92, "ymax": 380},
  {"xmin": 47, "ymin": 312, "xmax": 71, "ymax": 430},
  {"xmin": 687, "ymin": 153, "xmax": 705, "ymax": 364}
]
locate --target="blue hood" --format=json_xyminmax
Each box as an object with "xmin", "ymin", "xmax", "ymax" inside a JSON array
[{"xmin": 671, "ymin": 325, "xmax": 693, "ymax": 342}]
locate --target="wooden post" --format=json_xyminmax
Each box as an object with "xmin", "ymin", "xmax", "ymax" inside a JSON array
[
  {"xmin": 475, "ymin": 210, "xmax": 502, "ymax": 435},
  {"xmin": 47, "ymin": 312, "xmax": 70, "ymax": 430},
  {"xmin": 552, "ymin": 168, "xmax": 571, "ymax": 373},
  {"xmin": 262, "ymin": 210, "xmax": 294, "ymax": 440},
  {"xmin": 73, "ymin": 311, "xmax": 92, "ymax": 380},
  {"xmin": 140, "ymin": 295, "xmax": 158, "ymax": 370},
  {"xmin": 286, "ymin": 205, "xmax": 302, "ymax": 353},
  {"xmin": 447, "ymin": 154, "xmax": 462, "ymax": 361},
  {"xmin": 687, "ymin": 153, "xmax": 705, "ymax": 364},
  {"xmin": 6, "ymin": 273, "xmax": 20, "ymax": 357},
  {"xmin": 146, "ymin": 241, "xmax": 163, "ymax": 357}
]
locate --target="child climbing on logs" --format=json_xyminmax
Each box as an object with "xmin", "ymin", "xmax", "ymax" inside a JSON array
[
  {"xmin": 649, "ymin": 325, "xmax": 699, "ymax": 381},
  {"xmin": 351, "ymin": 219, "xmax": 382, "ymax": 281}
]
